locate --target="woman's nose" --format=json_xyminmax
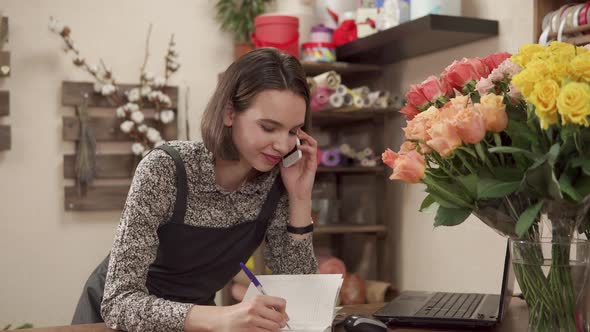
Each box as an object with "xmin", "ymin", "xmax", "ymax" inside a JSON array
[{"xmin": 273, "ymin": 135, "xmax": 293, "ymax": 155}]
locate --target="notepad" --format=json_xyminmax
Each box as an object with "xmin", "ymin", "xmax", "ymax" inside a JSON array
[{"xmin": 243, "ymin": 274, "xmax": 344, "ymax": 332}]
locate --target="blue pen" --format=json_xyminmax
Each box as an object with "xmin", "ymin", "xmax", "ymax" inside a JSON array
[{"xmin": 240, "ymin": 262, "xmax": 292, "ymax": 330}]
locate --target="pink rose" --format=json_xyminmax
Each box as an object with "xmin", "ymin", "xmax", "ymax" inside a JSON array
[
  {"xmin": 427, "ymin": 122, "xmax": 462, "ymax": 157},
  {"xmin": 381, "ymin": 148, "xmax": 398, "ymax": 168},
  {"xmin": 442, "ymin": 58, "xmax": 490, "ymax": 90},
  {"xmin": 400, "ymin": 104, "xmax": 420, "ymax": 120},
  {"xmin": 420, "ymin": 75, "xmax": 450, "ymax": 101},
  {"xmin": 405, "ymin": 84, "xmax": 429, "ymax": 108},
  {"xmin": 479, "ymin": 94, "xmax": 508, "ymax": 132},
  {"xmin": 389, "ymin": 150, "xmax": 426, "ymax": 183},
  {"xmin": 507, "ymin": 83, "xmax": 522, "ymax": 100},
  {"xmin": 453, "ymin": 108, "xmax": 486, "ymax": 144},
  {"xmin": 475, "ymin": 78, "xmax": 495, "ymax": 95},
  {"xmin": 482, "ymin": 52, "xmax": 512, "ymax": 72}
]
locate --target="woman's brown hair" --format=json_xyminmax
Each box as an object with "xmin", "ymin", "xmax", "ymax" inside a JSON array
[{"xmin": 201, "ymin": 47, "xmax": 311, "ymax": 160}]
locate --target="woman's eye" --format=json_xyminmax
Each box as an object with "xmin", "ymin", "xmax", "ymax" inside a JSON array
[
  {"xmin": 288, "ymin": 130, "xmax": 297, "ymax": 136},
  {"xmin": 261, "ymin": 125, "xmax": 274, "ymax": 133}
]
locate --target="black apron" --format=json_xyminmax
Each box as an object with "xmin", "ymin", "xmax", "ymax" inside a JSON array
[{"xmin": 72, "ymin": 144, "xmax": 284, "ymax": 324}]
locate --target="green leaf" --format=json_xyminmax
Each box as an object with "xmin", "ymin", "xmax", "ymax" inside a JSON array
[
  {"xmin": 559, "ymin": 173, "xmax": 582, "ymax": 203},
  {"xmin": 571, "ymin": 157, "xmax": 590, "ymax": 176},
  {"xmin": 477, "ymin": 179, "xmax": 521, "ymax": 199},
  {"xmin": 516, "ymin": 201, "xmax": 544, "ymax": 238},
  {"xmin": 422, "ymin": 176, "xmax": 474, "ymax": 209},
  {"xmin": 546, "ymin": 143, "xmax": 560, "ymax": 166},
  {"xmin": 489, "ymin": 167, "xmax": 525, "ymax": 182},
  {"xmin": 434, "ymin": 207, "xmax": 472, "ymax": 227},
  {"xmin": 506, "ymin": 120, "xmax": 538, "ymax": 149},
  {"xmin": 488, "ymin": 146, "xmax": 541, "ymax": 160},
  {"xmin": 522, "ymin": 161, "xmax": 563, "ymax": 200},
  {"xmin": 574, "ymin": 175, "xmax": 590, "ymax": 198},
  {"xmin": 419, "ymin": 194, "xmax": 438, "ymax": 212},
  {"xmin": 456, "ymin": 174, "xmax": 478, "ymax": 199},
  {"xmin": 425, "ymin": 189, "xmax": 461, "ymax": 209}
]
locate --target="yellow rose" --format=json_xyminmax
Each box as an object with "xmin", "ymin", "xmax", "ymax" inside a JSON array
[
  {"xmin": 529, "ymin": 79, "xmax": 560, "ymax": 129},
  {"xmin": 511, "ymin": 44, "xmax": 546, "ymax": 67},
  {"xmin": 557, "ymin": 82, "xmax": 590, "ymax": 127},
  {"xmin": 569, "ymin": 53, "xmax": 590, "ymax": 83},
  {"xmin": 548, "ymin": 41, "xmax": 577, "ymax": 62},
  {"xmin": 549, "ymin": 61, "xmax": 569, "ymax": 84},
  {"xmin": 512, "ymin": 68, "xmax": 544, "ymax": 97}
]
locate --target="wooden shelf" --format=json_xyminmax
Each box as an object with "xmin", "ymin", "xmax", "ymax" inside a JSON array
[
  {"xmin": 336, "ymin": 14, "xmax": 499, "ymax": 64},
  {"xmin": 315, "ymin": 224, "xmax": 387, "ymax": 234},
  {"xmin": 301, "ymin": 61, "xmax": 382, "ymax": 76},
  {"xmin": 0, "ymin": 91, "xmax": 8, "ymax": 116},
  {"xmin": 65, "ymin": 185, "xmax": 128, "ymax": 211},
  {"xmin": 312, "ymin": 107, "xmax": 399, "ymax": 126},
  {"xmin": 0, "ymin": 125, "xmax": 10, "ymax": 151},
  {"xmin": 0, "ymin": 51, "xmax": 9, "ymax": 77},
  {"xmin": 317, "ymin": 166, "xmax": 386, "ymax": 174},
  {"xmin": 62, "ymin": 116, "xmax": 178, "ymax": 142}
]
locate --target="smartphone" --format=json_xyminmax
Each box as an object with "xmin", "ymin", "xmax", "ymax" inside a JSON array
[{"xmin": 282, "ymin": 137, "xmax": 302, "ymax": 168}]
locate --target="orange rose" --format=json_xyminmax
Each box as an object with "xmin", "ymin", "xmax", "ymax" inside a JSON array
[
  {"xmin": 427, "ymin": 121, "xmax": 462, "ymax": 157},
  {"xmin": 454, "ymin": 108, "xmax": 486, "ymax": 144},
  {"xmin": 390, "ymin": 150, "xmax": 426, "ymax": 183},
  {"xmin": 381, "ymin": 148, "xmax": 398, "ymax": 168},
  {"xmin": 479, "ymin": 94, "xmax": 508, "ymax": 132}
]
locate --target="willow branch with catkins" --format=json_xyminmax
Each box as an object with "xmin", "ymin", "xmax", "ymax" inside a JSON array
[{"xmin": 49, "ymin": 17, "xmax": 180, "ymax": 157}]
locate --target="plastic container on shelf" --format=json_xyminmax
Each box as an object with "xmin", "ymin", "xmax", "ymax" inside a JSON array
[
  {"xmin": 301, "ymin": 42, "xmax": 336, "ymax": 62},
  {"xmin": 252, "ymin": 15, "xmax": 299, "ymax": 58},
  {"xmin": 310, "ymin": 24, "xmax": 334, "ymax": 43}
]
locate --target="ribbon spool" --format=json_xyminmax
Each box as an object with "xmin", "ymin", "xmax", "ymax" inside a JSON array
[
  {"xmin": 313, "ymin": 71, "xmax": 341, "ymax": 89},
  {"xmin": 329, "ymin": 93, "xmax": 344, "ymax": 108},
  {"xmin": 321, "ymin": 148, "xmax": 341, "ymax": 167}
]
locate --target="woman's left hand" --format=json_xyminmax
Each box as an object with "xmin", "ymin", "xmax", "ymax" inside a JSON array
[{"xmin": 280, "ymin": 130, "xmax": 318, "ymax": 201}]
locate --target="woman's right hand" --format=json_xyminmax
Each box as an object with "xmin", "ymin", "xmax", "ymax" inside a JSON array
[{"xmin": 185, "ymin": 295, "xmax": 289, "ymax": 332}]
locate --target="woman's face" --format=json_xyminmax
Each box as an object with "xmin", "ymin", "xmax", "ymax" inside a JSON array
[{"xmin": 224, "ymin": 89, "xmax": 306, "ymax": 172}]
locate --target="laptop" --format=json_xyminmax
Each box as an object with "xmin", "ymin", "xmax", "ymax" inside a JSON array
[{"xmin": 373, "ymin": 242, "xmax": 514, "ymax": 329}]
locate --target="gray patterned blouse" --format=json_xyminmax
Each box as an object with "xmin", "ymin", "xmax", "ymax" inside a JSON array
[{"xmin": 100, "ymin": 141, "xmax": 317, "ymax": 332}]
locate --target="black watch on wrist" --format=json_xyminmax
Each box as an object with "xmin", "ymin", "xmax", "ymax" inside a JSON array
[{"xmin": 287, "ymin": 221, "xmax": 314, "ymax": 234}]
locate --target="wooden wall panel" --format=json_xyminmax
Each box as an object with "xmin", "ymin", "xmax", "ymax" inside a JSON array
[
  {"xmin": 62, "ymin": 81, "xmax": 178, "ymax": 108},
  {"xmin": 64, "ymin": 185, "xmax": 129, "ymax": 211},
  {"xmin": 0, "ymin": 91, "xmax": 9, "ymax": 116},
  {"xmin": 0, "ymin": 125, "xmax": 11, "ymax": 151},
  {"xmin": 64, "ymin": 154, "xmax": 138, "ymax": 179},
  {"xmin": 62, "ymin": 116, "xmax": 178, "ymax": 141}
]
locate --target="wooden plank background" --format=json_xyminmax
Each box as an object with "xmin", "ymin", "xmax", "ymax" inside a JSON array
[
  {"xmin": 62, "ymin": 81, "xmax": 178, "ymax": 108},
  {"xmin": 0, "ymin": 91, "xmax": 9, "ymax": 116},
  {"xmin": 64, "ymin": 154, "xmax": 138, "ymax": 179},
  {"xmin": 0, "ymin": 51, "xmax": 9, "ymax": 77},
  {"xmin": 62, "ymin": 80, "xmax": 180, "ymax": 211},
  {"xmin": 64, "ymin": 185, "xmax": 129, "ymax": 211},
  {"xmin": 0, "ymin": 125, "xmax": 11, "ymax": 150},
  {"xmin": 1, "ymin": 17, "xmax": 8, "ymax": 42},
  {"xmin": 62, "ymin": 116, "xmax": 178, "ymax": 141}
]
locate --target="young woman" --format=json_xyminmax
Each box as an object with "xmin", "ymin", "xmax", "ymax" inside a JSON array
[{"xmin": 80, "ymin": 48, "xmax": 318, "ymax": 332}]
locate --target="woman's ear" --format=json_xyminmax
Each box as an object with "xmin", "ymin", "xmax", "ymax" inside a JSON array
[{"xmin": 223, "ymin": 103, "xmax": 235, "ymax": 127}]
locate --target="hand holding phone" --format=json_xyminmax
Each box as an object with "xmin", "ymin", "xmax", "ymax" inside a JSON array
[{"xmin": 282, "ymin": 137, "xmax": 302, "ymax": 168}]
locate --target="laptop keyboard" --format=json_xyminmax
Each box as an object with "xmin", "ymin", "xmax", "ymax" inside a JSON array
[{"xmin": 415, "ymin": 292, "xmax": 485, "ymax": 319}]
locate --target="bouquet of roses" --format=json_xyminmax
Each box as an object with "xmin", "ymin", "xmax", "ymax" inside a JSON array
[{"xmin": 383, "ymin": 42, "xmax": 590, "ymax": 331}]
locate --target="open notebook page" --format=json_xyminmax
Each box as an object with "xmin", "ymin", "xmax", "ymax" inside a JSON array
[{"xmin": 243, "ymin": 274, "xmax": 343, "ymax": 332}]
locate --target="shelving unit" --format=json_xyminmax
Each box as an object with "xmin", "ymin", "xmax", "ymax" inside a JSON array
[
  {"xmin": 533, "ymin": 0, "xmax": 590, "ymax": 45},
  {"xmin": 223, "ymin": 13, "xmax": 501, "ymax": 304},
  {"xmin": 336, "ymin": 14, "xmax": 498, "ymax": 64}
]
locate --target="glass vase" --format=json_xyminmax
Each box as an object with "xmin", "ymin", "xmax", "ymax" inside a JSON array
[{"xmin": 511, "ymin": 239, "xmax": 590, "ymax": 332}]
